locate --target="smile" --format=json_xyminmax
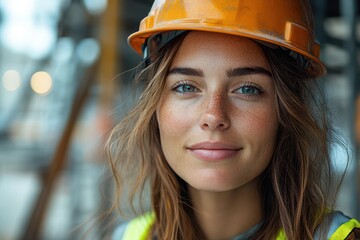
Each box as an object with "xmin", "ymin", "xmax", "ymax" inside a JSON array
[{"xmin": 187, "ymin": 142, "xmax": 241, "ymax": 161}]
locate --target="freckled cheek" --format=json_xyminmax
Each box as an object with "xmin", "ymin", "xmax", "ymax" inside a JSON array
[
  {"xmin": 157, "ymin": 101, "xmax": 196, "ymax": 137},
  {"xmin": 235, "ymin": 106, "xmax": 278, "ymax": 142}
]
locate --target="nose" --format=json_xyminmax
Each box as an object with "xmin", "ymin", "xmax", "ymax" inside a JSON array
[{"xmin": 200, "ymin": 92, "xmax": 230, "ymax": 131}]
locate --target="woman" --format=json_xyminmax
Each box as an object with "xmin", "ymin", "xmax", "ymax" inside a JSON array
[{"xmin": 108, "ymin": 0, "xmax": 360, "ymax": 239}]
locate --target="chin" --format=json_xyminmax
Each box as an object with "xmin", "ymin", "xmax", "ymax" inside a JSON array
[{"xmin": 187, "ymin": 177, "xmax": 247, "ymax": 193}]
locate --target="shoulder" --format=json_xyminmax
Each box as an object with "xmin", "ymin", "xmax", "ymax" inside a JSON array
[
  {"xmin": 112, "ymin": 212, "xmax": 155, "ymax": 240},
  {"xmin": 275, "ymin": 211, "xmax": 360, "ymax": 240},
  {"xmin": 324, "ymin": 211, "xmax": 360, "ymax": 240},
  {"xmin": 313, "ymin": 211, "xmax": 360, "ymax": 240}
]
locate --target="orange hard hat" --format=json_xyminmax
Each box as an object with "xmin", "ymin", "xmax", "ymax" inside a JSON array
[{"xmin": 128, "ymin": 0, "xmax": 326, "ymax": 77}]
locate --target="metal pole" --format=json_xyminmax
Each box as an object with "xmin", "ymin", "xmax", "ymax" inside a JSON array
[
  {"xmin": 340, "ymin": 0, "xmax": 359, "ymax": 218},
  {"xmin": 97, "ymin": 0, "xmax": 121, "ymax": 237}
]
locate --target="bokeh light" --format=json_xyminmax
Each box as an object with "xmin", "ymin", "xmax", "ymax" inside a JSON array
[
  {"xmin": 2, "ymin": 70, "xmax": 22, "ymax": 91},
  {"xmin": 76, "ymin": 38, "xmax": 100, "ymax": 65},
  {"xmin": 30, "ymin": 71, "xmax": 53, "ymax": 95},
  {"xmin": 0, "ymin": 0, "xmax": 57, "ymax": 60},
  {"xmin": 83, "ymin": 0, "xmax": 107, "ymax": 15}
]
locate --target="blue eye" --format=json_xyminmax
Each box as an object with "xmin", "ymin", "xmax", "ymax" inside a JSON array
[
  {"xmin": 173, "ymin": 83, "xmax": 198, "ymax": 93},
  {"xmin": 235, "ymin": 85, "xmax": 262, "ymax": 95}
]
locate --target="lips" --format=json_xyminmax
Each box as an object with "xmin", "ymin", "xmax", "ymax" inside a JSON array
[{"xmin": 187, "ymin": 142, "xmax": 241, "ymax": 161}]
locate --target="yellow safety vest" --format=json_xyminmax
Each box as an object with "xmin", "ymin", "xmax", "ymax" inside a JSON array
[{"xmin": 113, "ymin": 211, "xmax": 360, "ymax": 240}]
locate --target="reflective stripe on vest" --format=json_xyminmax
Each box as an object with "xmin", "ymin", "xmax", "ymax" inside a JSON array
[
  {"xmin": 112, "ymin": 212, "xmax": 154, "ymax": 240},
  {"xmin": 115, "ymin": 211, "xmax": 359, "ymax": 240},
  {"xmin": 275, "ymin": 211, "xmax": 360, "ymax": 240},
  {"xmin": 329, "ymin": 216, "xmax": 360, "ymax": 240}
]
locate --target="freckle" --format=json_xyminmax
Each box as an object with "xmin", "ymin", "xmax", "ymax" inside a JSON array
[{"xmin": 215, "ymin": 92, "xmax": 225, "ymax": 101}]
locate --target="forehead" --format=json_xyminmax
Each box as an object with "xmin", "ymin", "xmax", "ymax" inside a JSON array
[{"xmin": 172, "ymin": 31, "xmax": 270, "ymax": 69}]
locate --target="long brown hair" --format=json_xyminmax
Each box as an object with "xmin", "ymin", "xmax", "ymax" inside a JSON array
[
  {"xmin": 106, "ymin": 33, "xmax": 343, "ymax": 239},
  {"xmin": 249, "ymin": 46, "xmax": 342, "ymax": 240}
]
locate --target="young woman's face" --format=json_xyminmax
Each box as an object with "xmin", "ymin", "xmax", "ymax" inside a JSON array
[{"xmin": 156, "ymin": 31, "xmax": 279, "ymax": 192}]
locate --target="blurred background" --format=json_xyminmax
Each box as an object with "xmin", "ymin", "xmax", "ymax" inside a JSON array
[{"xmin": 0, "ymin": 0, "xmax": 359, "ymax": 239}]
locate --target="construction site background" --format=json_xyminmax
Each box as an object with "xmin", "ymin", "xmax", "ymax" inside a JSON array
[{"xmin": 0, "ymin": 0, "xmax": 359, "ymax": 239}]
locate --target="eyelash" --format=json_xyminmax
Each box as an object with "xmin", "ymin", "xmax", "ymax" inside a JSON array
[
  {"xmin": 171, "ymin": 81, "xmax": 199, "ymax": 94},
  {"xmin": 171, "ymin": 81, "xmax": 264, "ymax": 97},
  {"xmin": 233, "ymin": 82, "xmax": 264, "ymax": 96}
]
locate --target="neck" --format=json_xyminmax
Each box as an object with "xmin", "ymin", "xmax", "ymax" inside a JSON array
[{"xmin": 188, "ymin": 179, "xmax": 263, "ymax": 240}]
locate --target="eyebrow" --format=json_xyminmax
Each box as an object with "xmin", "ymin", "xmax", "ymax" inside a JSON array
[
  {"xmin": 168, "ymin": 66, "xmax": 272, "ymax": 78},
  {"xmin": 226, "ymin": 67, "xmax": 272, "ymax": 78},
  {"xmin": 168, "ymin": 67, "xmax": 204, "ymax": 77}
]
